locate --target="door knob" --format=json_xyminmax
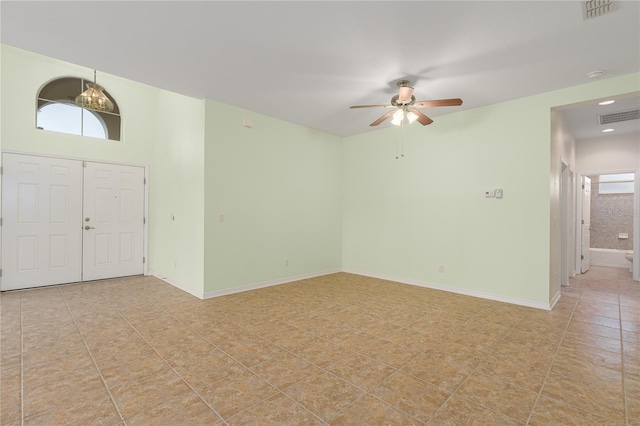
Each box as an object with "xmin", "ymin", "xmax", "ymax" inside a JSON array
[{"xmin": 84, "ymin": 226, "xmax": 95, "ymax": 230}]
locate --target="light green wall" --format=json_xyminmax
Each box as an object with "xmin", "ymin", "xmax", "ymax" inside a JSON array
[
  {"xmin": 3, "ymin": 44, "xmax": 638, "ymax": 307},
  {"xmin": 149, "ymin": 91, "xmax": 206, "ymax": 296},
  {"xmin": 1, "ymin": 45, "xmax": 156, "ymax": 164},
  {"xmin": 343, "ymin": 73, "xmax": 640, "ymax": 308},
  {"xmin": 343, "ymin": 99, "xmax": 551, "ymax": 306},
  {"xmin": 203, "ymin": 100, "xmax": 342, "ymax": 294}
]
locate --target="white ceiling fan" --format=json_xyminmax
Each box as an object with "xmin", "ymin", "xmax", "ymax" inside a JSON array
[{"xmin": 351, "ymin": 80, "xmax": 463, "ymax": 126}]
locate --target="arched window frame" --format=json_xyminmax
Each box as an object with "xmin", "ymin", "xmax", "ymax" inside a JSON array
[{"xmin": 36, "ymin": 76, "xmax": 122, "ymax": 141}]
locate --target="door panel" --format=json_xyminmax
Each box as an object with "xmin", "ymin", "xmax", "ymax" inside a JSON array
[
  {"xmin": 50, "ymin": 235, "xmax": 69, "ymax": 268},
  {"xmin": 1, "ymin": 153, "xmax": 83, "ymax": 290},
  {"xmin": 17, "ymin": 236, "xmax": 37, "ymax": 271},
  {"xmin": 82, "ymin": 162, "xmax": 145, "ymax": 281}
]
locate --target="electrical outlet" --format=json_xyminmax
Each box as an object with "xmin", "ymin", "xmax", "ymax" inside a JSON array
[
  {"xmin": 438, "ymin": 265, "xmax": 445, "ymax": 273},
  {"xmin": 285, "ymin": 259, "xmax": 289, "ymax": 266}
]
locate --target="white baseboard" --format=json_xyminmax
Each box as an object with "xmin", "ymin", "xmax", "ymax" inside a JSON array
[
  {"xmin": 590, "ymin": 262, "xmax": 628, "ymax": 269},
  {"xmin": 342, "ymin": 269, "xmax": 552, "ymax": 311},
  {"xmin": 549, "ymin": 289, "xmax": 562, "ymax": 310},
  {"xmin": 151, "ymin": 267, "xmax": 552, "ymax": 311},
  {"xmin": 149, "ymin": 271, "xmax": 205, "ymax": 299},
  {"xmin": 202, "ymin": 269, "xmax": 342, "ymax": 299}
]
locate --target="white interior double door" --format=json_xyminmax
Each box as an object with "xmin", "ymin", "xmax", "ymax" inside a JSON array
[{"xmin": 1, "ymin": 153, "xmax": 146, "ymax": 291}]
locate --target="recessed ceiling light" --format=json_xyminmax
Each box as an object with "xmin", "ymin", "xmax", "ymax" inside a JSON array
[
  {"xmin": 599, "ymin": 100, "xmax": 615, "ymax": 106},
  {"xmin": 602, "ymin": 128, "xmax": 615, "ymax": 133}
]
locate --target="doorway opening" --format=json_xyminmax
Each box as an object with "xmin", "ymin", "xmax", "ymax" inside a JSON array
[{"xmin": 577, "ymin": 172, "xmax": 637, "ymax": 278}]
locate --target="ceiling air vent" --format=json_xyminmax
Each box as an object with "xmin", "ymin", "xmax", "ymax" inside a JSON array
[
  {"xmin": 599, "ymin": 109, "xmax": 640, "ymax": 125},
  {"xmin": 583, "ymin": 0, "xmax": 617, "ymax": 20}
]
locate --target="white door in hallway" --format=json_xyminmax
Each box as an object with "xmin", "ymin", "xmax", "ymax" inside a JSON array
[
  {"xmin": 1, "ymin": 153, "xmax": 83, "ymax": 290},
  {"xmin": 581, "ymin": 176, "xmax": 591, "ymax": 273},
  {"xmin": 82, "ymin": 162, "xmax": 145, "ymax": 281}
]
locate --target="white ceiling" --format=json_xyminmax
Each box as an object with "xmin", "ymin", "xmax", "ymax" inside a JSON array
[
  {"xmin": 1, "ymin": 1, "xmax": 639, "ymax": 138},
  {"xmin": 561, "ymin": 95, "xmax": 640, "ymax": 141}
]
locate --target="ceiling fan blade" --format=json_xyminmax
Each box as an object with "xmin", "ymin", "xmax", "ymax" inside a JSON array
[
  {"xmin": 414, "ymin": 98, "xmax": 463, "ymax": 108},
  {"xmin": 398, "ymin": 86, "xmax": 414, "ymax": 103},
  {"xmin": 370, "ymin": 111, "xmax": 394, "ymax": 126},
  {"xmin": 411, "ymin": 109, "xmax": 434, "ymax": 126},
  {"xmin": 350, "ymin": 104, "xmax": 393, "ymax": 109}
]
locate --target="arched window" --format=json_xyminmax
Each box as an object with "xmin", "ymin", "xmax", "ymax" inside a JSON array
[{"xmin": 36, "ymin": 77, "xmax": 121, "ymax": 141}]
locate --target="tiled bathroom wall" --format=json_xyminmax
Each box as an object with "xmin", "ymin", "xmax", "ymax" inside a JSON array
[{"xmin": 589, "ymin": 175, "xmax": 634, "ymax": 250}]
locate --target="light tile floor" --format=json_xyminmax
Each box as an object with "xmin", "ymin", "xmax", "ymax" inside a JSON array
[{"xmin": 1, "ymin": 266, "xmax": 638, "ymax": 425}]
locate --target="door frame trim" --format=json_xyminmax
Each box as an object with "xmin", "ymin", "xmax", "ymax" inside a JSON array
[{"xmin": 560, "ymin": 161, "xmax": 574, "ymax": 285}]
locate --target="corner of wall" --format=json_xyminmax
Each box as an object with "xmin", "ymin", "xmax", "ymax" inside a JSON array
[
  {"xmin": 549, "ymin": 289, "xmax": 561, "ymax": 310},
  {"xmin": 150, "ymin": 271, "xmax": 204, "ymax": 299}
]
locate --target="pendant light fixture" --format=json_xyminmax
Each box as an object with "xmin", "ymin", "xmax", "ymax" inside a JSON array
[{"xmin": 75, "ymin": 70, "xmax": 114, "ymax": 112}]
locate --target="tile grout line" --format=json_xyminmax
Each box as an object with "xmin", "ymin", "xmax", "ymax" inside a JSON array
[
  {"xmin": 556, "ymin": 283, "xmax": 633, "ymax": 422},
  {"xmin": 226, "ymin": 390, "xmax": 329, "ymax": 425},
  {"xmin": 207, "ymin": 298, "xmax": 524, "ymax": 424},
  {"xmin": 268, "ymin": 328, "xmax": 431, "ymax": 424},
  {"xmin": 618, "ymin": 290, "xmax": 629, "ymax": 426},
  {"xmin": 152, "ymin": 302, "xmax": 326, "ymax": 424},
  {"xmin": 390, "ymin": 312, "xmax": 501, "ymax": 425},
  {"xmin": 205, "ymin": 309, "xmax": 374, "ymax": 423},
  {"xmin": 523, "ymin": 288, "xmax": 581, "ymax": 425},
  {"xmin": 424, "ymin": 308, "xmax": 530, "ymax": 425},
  {"xmin": 96, "ymin": 295, "xmax": 230, "ymax": 425},
  {"xmin": 154, "ymin": 301, "xmax": 421, "ymax": 424},
  {"xmin": 58, "ymin": 287, "xmax": 126, "ymax": 425},
  {"xmin": 149, "ymin": 303, "xmax": 293, "ymax": 422},
  {"xmin": 360, "ymin": 311, "xmax": 493, "ymax": 425}
]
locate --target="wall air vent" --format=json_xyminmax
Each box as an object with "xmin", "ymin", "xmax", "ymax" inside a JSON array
[
  {"xmin": 599, "ymin": 109, "xmax": 640, "ymax": 125},
  {"xmin": 583, "ymin": 0, "xmax": 617, "ymax": 20}
]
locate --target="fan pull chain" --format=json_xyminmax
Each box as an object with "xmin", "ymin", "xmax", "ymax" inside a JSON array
[
  {"xmin": 396, "ymin": 120, "xmax": 405, "ymax": 160},
  {"xmin": 401, "ymin": 122, "xmax": 405, "ymax": 158}
]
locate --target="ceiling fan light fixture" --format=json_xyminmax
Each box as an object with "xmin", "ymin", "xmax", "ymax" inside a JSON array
[
  {"xmin": 406, "ymin": 110, "xmax": 418, "ymax": 124},
  {"xmin": 75, "ymin": 70, "xmax": 114, "ymax": 112},
  {"xmin": 391, "ymin": 109, "xmax": 404, "ymax": 126}
]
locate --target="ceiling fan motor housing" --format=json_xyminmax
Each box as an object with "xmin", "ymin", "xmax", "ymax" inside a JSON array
[
  {"xmin": 396, "ymin": 80, "xmax": 415, "ymax": 104},
  {"xmin": 391, "ymin": 94, "xmax": 416, "ymax": 107}
]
